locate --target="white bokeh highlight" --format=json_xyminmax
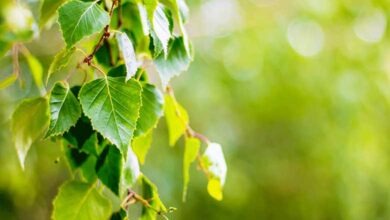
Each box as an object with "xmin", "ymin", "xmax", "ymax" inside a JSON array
[
  {"xmin": 287, "ymin": 19, "xmax": 324, "ymax": 57},
  {"xmin": 354, "ymin": 9, "xmax": 387, "ymax": 43}
]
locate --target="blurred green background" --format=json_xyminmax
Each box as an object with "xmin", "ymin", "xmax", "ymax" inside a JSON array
[{"xmin": 1, "ymin": 0, "xmax": 390, "ymax": 219}]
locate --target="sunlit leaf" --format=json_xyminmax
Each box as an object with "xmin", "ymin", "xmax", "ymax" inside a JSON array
[
  {"xmin": 79, "ymin": 77, "xmax": 142, "ymax": 154},
  {"xmin": 46, "ymin": 81, "xmax": 81, "ymax": 137},
  {"xmin": 52, "ymin": 181, "xmax": 112, "ymax": 220},
  {"xmin": 132, "ymin": 129, "xmax": 153, "ymax": 164},
  {"xmin": 207, "ymin": 179, "xmax": 223, "ymax": 201},
  {"xmin": 201, "ymin": 142, "xmax": 227, "ymax": 201},
  {"xmin": 182, "ymin": 137, "xmax": 200, "ymax": 201},
  {"xmin": 150, "ymin": 4, "xmax": 171, "ymax": 56},
  {"xmin": 164, "ymin": 94, "xmax": 188, "ymax": 146},
  {"xmin": 116, "ymin": 32, "xmax": 141, "ymax": 81},
  {"xmin": 138, "ymin": 3, "xmax": 149, "ymax": 36},
  {"xmin": 160, "ymin": 0, "xmax": 190, "ymax": 55},
  {"xmin": 58, "ymin": 0, "xmax": 110, "ymax": 48}
]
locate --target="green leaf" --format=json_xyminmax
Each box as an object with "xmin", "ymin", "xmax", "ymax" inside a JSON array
[
  {"xmin": 0, "ymin": 73, "xmax": 17, "ymax": 89},
  {"xmin": 52, "ymin": 181, "xmax": 112, "ymax": 220},
  {"xmin": 79, "ymin": 77, "xmax": 142, "ymax": 154},
  {"xmin": 201, "ymin": 142, "xmax": 227, "ymax": 201},
  {"xmin": 47, "ymin": 47, "xmax": 76, "ymax": 83},
  {"xmin": 58, "ymin": 0, "xmax": 110, "ymax": 48},
  {"xmin": 132, "ymin": 129, "xmax": 153, "ymax": 164},
  {"xmin": 11, "ymin": 97, "xmax": 49, "ymax": 169},
  {"xmin": 63, "ymin": 115, "xmax": 95, "ymax": 148},
  {"xmin": 80, "ymin": 155, "xmax": 98, "ymax": 182},
  {"xmin": 96, "ymin": 145, "xmax": 123, "ymax": 195},
  {"xmin": 116, "ymin": 32, "xmax": 141, "ymax": 81},
  {"xmin": 182, "ymin": 137, "xmax": 200, "ymax": 201},
  {"xmin": 141, "ymin": 175, "xmax": 167, "ymax": 220},
  {"xmin": 154, "ymin": 37, "xmax": 191, "ymax": 87},
  {"xmin": 110, "ymin": 209, "xmax": 127, "ymax": 220},
  {"xmin": 135, "ymin": 83, "xmax": 164, "ymax": 137},
  {"xmin": 63, "ymin": 143, "xmax": 89, "ymax": 169},
  {"xmin": 46, "ymin": 81, "xmax": 82, "ymax": 137},
  {"xmin": 121, "ymin": 147, "xmax": 141, "ymax": 191},
  {"xmin": 164, "ymin": 94, "xmax": 188, "ymax": 146},
  {"xmin": 81, "ymin": 133, "xmax": 103, "ymax": 156}
]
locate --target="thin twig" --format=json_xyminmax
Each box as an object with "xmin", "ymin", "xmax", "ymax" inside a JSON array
[
  {"xmin": 166, "ymin": 86, "xmax": 210, "ymax": 144},
  {"xmin": 104, "ymin": 39, "xmax": 115, "ymax": 66},
  {"xmin": 121, "ymin": 189, "xmax": 168, "ymax": 218},
  {"xmin": 89, "ymin": 63, "xmax": 106, "ymax": 77},
  {"xmin": 84, "ymin": 0, "xmax": 118, "ymax": 65},
  {"xmin": 12, "ymin": 44, "xmax": 20, "ymax": 79},
  {"xmin": 117, "ymin": 0, "xmax": 123, "ymax": 28}
]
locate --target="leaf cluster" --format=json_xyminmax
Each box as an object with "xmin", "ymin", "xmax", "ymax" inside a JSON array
[{"xmin": 0, "ymin": 0, "xmax": 227, "ymax": 219}]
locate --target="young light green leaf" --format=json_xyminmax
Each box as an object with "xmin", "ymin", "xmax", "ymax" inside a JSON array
[
  {"xmin": 182, "ymin": 137, "xmax": 200, "ymax": 201},
  {"xmin": 164, "ymin": 94, "xmax": 188, "ymax": 146},
  {"xmin": 96, "ymin": 145, "xmax": 123, "ymax": 195},
  {"xmin": 24, "ymin": 52, "xmax": 45, "ymax": 94},
  {"xmin": 58, "ymin": 0, "xmax": 110, "ymax": 48},
  {"xmin": 79, "ymin": 77, "xmax": 142, "ymax": 154},
  {"xmin": 132, "ymin": 129, "xmax": 153, "ymax": 164},
  {"xmin": 46, "ymin": 81, "xmax": 81, "ymax": 137},
  {"xmin": 141, "ymin": 175, "xmax": 167, "ymax": 220},
  {"xmin": 201, "ymin": 142, "xmax": 227, "ymax": 201},
  {"xmin": 0, "ymin": 73, "xmax": 17, "ymax": 89},
  {"xmin": 121, "ymin": 147, "xmax": 141, "ymax": 192},
  {"xmin": 143, "ymin": 0, "xmax": 158, "ymax": 20},
  {"xmin": 155, "ymin": 37, "xmax": 191, "ymax": 88},
  {"xmin": 116, "ymin": 32, "xmax": 141, "ymax": 81},
  {"xmin": 47, "ymin": 47, "xmax": 76, "ymax": 83},
  {"xmin": 11, "ymin": 97, "xmax": 49, "ymax": 169},
  {"xmin": 52, "ymin": 181, "xmax": 112, "ymax": 220},
  {"xmin": 134, "ymin": 83, "xmax": 164, "ymax": 137}
]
